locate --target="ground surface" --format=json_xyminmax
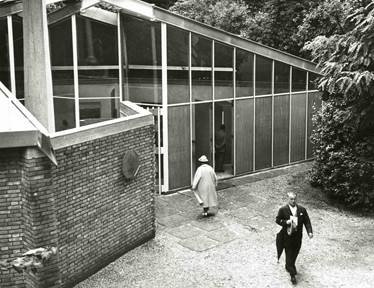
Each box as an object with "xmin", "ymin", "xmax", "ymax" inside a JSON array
[{"xmin": 76, "ymin": 162, "xmax": 374, "ymax": 288}]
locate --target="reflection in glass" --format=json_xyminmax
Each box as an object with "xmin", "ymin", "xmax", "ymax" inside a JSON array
[
  {"xmin": 127, "ymin": 69, "xmax": 162, "ymax": 104},
  {"xmin": 167, "ymin": 25, "xmax": 188, "ymax": 67},
  {"xmin": 236, "ymin": 49, "xmax": 253, "ymax": 97},
  {"xmin": 77, "ymin": 16, "xmax": 118, "ymax": 66},
  {"xmin": 79, "ymin": 98, "xmax": 119, "ymax": 126},
  {"xmin": 54, "ymin": 98, "xmax": 76, "ymax": 132},
  {"xmin": 191, "ymin": 34, "xmax": 211, "ymax": 67},
  {"xmin": 168, "ymin": 70, "xmax": 189, "ymax": 104},
  {"xmin": 49, "ymin": 18, "xmax": 73, "ymax": 66},
  {"xmin": 192, "ymin": 71, "xmax": 212, "ymax": 102},
  {"xmin": 52, "ymin": 70, "xmax": 74, "ymax": 98},
  {"xmin": 215, "ymin": 42, "xmax": 232, "ymax": 68},
  {"xmin": 215, "ymin": 71, "xmax": 233, "ymax": 100},
  {"xmin": 274, "ymin": 61, "xmax": 290, "ymax": 94},
  {"xmin": 292, "ymin": 67, "xmax": 306, "ymax": 92},
  {"xmin": 0, "ymin": 18, "xmax": 10, "ymax": 90},
  {"xmin": 192, "ymin": 103, "xmax": 213, "ymax": 174},
  {"xmin": 256, "ymin": 55, "xmax": 272, "ymax": 95},
  {"xmin": 13, "ymin": 16, "xmax": 24, "ymax": 101},
  {"xmin": 308, "ymin": 72, "xmax": 319, "ymax": 90}
]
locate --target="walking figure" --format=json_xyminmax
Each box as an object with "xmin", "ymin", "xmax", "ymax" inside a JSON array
[
  {"xmin": 276, "ymin": 191, "xmax": 313, "ymax": 285},
  {"xmin": 192, "ymin": 155, "xmax": 218, "ymax": 217}
]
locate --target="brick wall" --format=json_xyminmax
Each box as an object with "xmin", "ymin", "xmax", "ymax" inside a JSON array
[{"xmin": 0, "ymin": 122, "xmax": 155, "ymax": 288}]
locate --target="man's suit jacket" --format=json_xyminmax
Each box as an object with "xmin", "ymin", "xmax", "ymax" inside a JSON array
[{"xmin": 276, "ymin": 204, "xmax": 313, "ymax": 239}]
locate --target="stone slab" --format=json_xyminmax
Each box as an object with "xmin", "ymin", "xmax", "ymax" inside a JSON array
[
  {"xmin": 207, "ymin": 228, "xmax": 238, "ymax": 244},
  {"xmin": 190, "ymin": 219, "xmax": 224, "ymax": 231},
  {"xmin": 166, "ymin": 224, "xmax": 204, "ymax": 239},
  {"xmin": 178, "ymin": 235, "xmax": 219, "ymax": 252},
  {"xmin": 157, "ymin": 214, "xmax": 188, "ymax": 228}
]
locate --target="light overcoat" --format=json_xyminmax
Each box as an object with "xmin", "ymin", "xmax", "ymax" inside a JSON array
[{"xmin": 192, "ymin": 164, "xmax": 218, "ymax": 208}]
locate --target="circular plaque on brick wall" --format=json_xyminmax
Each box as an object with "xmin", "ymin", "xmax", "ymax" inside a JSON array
[{"xmin": 122, "ymin": 150, "xmax": 140, "ymax": 180}]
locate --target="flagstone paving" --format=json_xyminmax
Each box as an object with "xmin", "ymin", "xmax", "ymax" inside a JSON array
[{"xmin": 76, "ymin": 162, "xmax": 374, "ymax": 288}]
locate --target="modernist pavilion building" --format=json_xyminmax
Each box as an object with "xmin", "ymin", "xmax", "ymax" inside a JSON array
[{"xmin": 0, "ymin": 0, "xmax": 321, "ymax": 193}]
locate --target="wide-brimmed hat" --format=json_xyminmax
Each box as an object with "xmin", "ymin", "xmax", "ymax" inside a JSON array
[{"xmin": 198, "ymin": 155, "xmax": 209, "ymax": 163}]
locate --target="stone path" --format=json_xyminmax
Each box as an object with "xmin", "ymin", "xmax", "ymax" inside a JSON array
[{"xmin": 76, "ymin": 162, "xmax": 374, "ymax": 288}]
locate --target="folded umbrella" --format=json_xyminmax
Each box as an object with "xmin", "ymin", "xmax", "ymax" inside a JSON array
[{"xmin": 276, "ymin": 232, "xmax": 284, "ymax": 262}]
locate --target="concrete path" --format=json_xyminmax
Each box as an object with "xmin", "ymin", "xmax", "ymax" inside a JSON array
[{"xmin": 76, "ymin": 162, "xmax": 374, "ymax": 288}]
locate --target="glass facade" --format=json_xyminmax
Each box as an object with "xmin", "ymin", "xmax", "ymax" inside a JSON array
[{"xmin": 0, "ymin": 9, "xmax": 321, "ymax": 193}]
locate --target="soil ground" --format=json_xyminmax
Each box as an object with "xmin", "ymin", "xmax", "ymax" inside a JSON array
[{"xmin": 76, "ymin": 162, "xmax": 374, "ymax": 288}]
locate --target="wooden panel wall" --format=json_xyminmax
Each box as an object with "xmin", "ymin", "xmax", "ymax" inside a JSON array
[
  {"xmin": 236, "ymin": 98, "xmax": 254, "ymax": 174},
  {"xmin": 168, "ymin": 105, "xmax": 191, "ymax": 190},
  {"xmin": 307, "ymin": 92, "xmax": 322, "ymax": 158},
  {"xmin": 291, "ymin": 93, "xmax": 306, "ymax": 162},
  {"xmin": 255, "ymin": 96, "xmax": 272, "ymax": 169},
  {"xmin": 273, "ymin": 94, "xmax": 290, "ymax": 166}
]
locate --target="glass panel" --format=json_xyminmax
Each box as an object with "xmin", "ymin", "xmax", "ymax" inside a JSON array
[
  {"xmin": 79, "ymin": 98, "xmax": 119, "ymax": 126},
  {"xmin": 168, "ymin": 70, "xmax": 189, "ymax": 104},
  {"xmin": 273, "ymin": 94, "xmax": 289, "ymax": 166},
  {"xmin": 191, "ymin": 34, "xmax": 211, "ymax": 67},
  {"xmin": 236, "ymin": 49, "xmax": 253, "ymax": 97},
  {"xmin": 236, "ymin": 98, "xmax": 254, "ymax": 174},
  {"xmin": 192, "ymin": 71, "xmax": 212, "ymax": 102},
  {"xmin": 122, "ymin": 14, "xmax": 161, "ymax": 66},
  {"xmin": 292, "ymin": 67, "xmax": 306, "ymax": 92},
  {"xmin": 290, "ymin": 93, "xmax": 306, "ymax": 162},
  {"xmin": 0, "ymin": 18, "xmax": 10, "ymax": 90},
  {"xmin": 308, "ymin": 72, "xmax": 319, "ymax": 90},
  {"xmin": 192, "ymin": 103, "xmax": 213, "ymax": 174},
  {"xmin": 255, "ymin": 96, "xmax": 272, "ymax": 169},
  {"xmin": 214, "ymin": 71, "xmax": 233, "ymax": 100},
  {"xmin": 54, "ymin": 98, "xmax": 76, "ymax": 132},
  {"xmin": 52, "ymin": 70, "xmax": 74, "ymax": 98},
  {"xmin": 77, "ymin": 16, "xmax": 118, "ymax": 66},
  {"xmin": 79, "ymin": 69, "xmax": 119, "ymax": 98},
  {"xmin": 215, "ymin": 42, "xmax": 232, "ymax": 68},
  {"xmin": 255, "ymin": 55, "xmax": 272, "ymax": 95},
  {"xmin": 13, "ymin": 16, "xmax": 24, "ymax": 101},
  {"xmin": 307, "ymin": 92, "xmax": 322, "ymax": 158},
  {"xmin": 274, "ymin": 61, "xmax": 290, "ymax": 94},
  {"xmin": 49, "ymin": 18, "xmax": 73, "ymax": 66},
  {"xmin": 167, "ymin": 25, "xmax": 188, "ymax": 67},
  {"xmin": 126, "ymin": 69, "xmax": 162, "ymax": 104},
  {"xmin": 168, "ymin": 105, "xmax": 191, "ymax": 190},
  {"xmin": 214, "ymin": 101, "xmax": 233, "ymax": 176}
]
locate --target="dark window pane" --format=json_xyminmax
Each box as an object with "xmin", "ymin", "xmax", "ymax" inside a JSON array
[
  {"xmin": 256, "ymin": 55, "xmax": 272, "ymax": 95},
  {"xmin": 167, "ymin": 25, "xmax": 188, "ymax": 67},
  {"xmin": 126, "ymin": 69, "xmax": 162, "ymax": 104},
  {"xmin": 214, "ymin": 42, "xmax": 233, "ymax": 68},
  {"xmin": 236, "ymin": 49, "xmax": 253, "ymax": 97},
  {"xmin": 308, "ymin": 72, "xmax": 319, "ymax": 90},
  {"xmin": 54, "ymin": 98, "xmax": 76, "ymax": 131},
  {"xmin": 52, "ymin": 70, "xmax": 74, "ymax": 98},
  {"xmin": 274, "ymin": 61, "xmax": 290, "ymax": 94},
  {"xmin": 79, "ymin": 98, "xmax": 119, "ymax": 126},
  {"xmin": 215, "ymin": 71, "xmax": 233, "ymax": 100},
  {"xmin": 121, "ymin": 14, "xmax": 161, "ymax": 66},
  {"xmin": 79, "ymin": 69, "xmax": 119, "ymax": 99},
  {"xmin": 49, "ymin": 18, "xmax": 73, "ymax": 66},
  {"xmin": 191, "ymin": 34, "xmax": 211, "ymax": 67},
  {"xmin": 0, "ymin": 18, "xmax": 10, "ymax": 90},
  {"xmin": 13, "ymin": 16, "xmax": 24, "ymax": 100},
  {"xmin": 292, "ymin": 67, "xmax": 306, "ymax": 92},
  {"xmin": 192, "ymin": 71, "xmax": 212, "ymax": 101},
  {"xmin": 77, "ymin": 16, "xmax": 118, "ymax": 66},
  {"xmin": 168, "ymin": 70, "xmax": 189, "ymax": 104}
]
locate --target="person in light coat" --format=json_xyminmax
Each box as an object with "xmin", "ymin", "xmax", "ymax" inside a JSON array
[{"xmin": 192, "ymin": 155, "xmax": 218, "ymax": 217}]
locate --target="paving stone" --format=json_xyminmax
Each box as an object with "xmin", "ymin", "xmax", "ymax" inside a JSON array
[
  {"xmin": 207, "ymin": 228, "xmax": 238, "ymax": 243},
  {"xmin": 190, "ymin": 218, "xmax": 224, "ymax": 231},
  {"xmin": 166, "ymin": 224, "xmax": 204, "ymax": 239},
  {"xmin": 157, "ymin": 214, "xmax": 188, "ymax": 228},
  {"xmin": 178, "ymin": 235, "xmax": 219, "ymax": 252}
]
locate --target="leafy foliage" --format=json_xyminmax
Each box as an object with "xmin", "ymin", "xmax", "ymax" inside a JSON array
[
  {"xmin": 0, "ymin": 247, "xmax": 57, "ymax": 274},
  {"xmin": 306, "ymin": 2, "xmax": 374, "ymax": 209}
]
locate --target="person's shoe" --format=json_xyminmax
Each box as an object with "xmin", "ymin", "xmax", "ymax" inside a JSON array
[
  {"xmin": 291, "ymin": 275, "xmax": 297, "ymax": 285},
  {"xmin": 202, "ymin": 212, "xmax": 208, "ymax": 217}
]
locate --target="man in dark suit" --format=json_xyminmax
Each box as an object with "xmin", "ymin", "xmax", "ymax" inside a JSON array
[{"xmin": 276, "ymin": 191, "xmax": 313, "ymax": 285}]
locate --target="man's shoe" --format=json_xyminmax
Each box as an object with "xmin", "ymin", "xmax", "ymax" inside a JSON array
[{"xmin": 291, "ymin": 275, "xmax": 297, "ymax": 285}]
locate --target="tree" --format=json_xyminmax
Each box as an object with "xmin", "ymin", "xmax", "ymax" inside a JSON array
[
  {"xmin": 169, "ymin": 0, "xmax": 250, "ymax": 35},
  {"xmin": 306, "ymin": 2, "xmax": 374, "ymax": 208}
]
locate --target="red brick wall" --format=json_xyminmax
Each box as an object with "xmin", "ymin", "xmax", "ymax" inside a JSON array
[{"xmin": 0, "ymin": 123, "xmax": 155, "ymax": 288}]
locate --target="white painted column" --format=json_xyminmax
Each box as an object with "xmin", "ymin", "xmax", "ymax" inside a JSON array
[{"xmin": 23, "ymin": 0, "xmax": 55, "ymax": 132}]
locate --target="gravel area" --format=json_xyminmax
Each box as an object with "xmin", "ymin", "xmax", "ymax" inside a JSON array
[{"xmin": 75, "ymin": 162, "xmax": 374, "ymax": 288}]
